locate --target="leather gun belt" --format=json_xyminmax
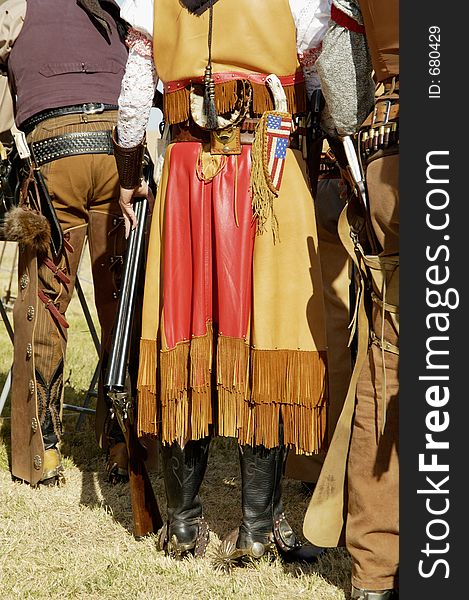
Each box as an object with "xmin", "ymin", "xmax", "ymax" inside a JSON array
[
  {"xmin": 31, "ymin": 130, "xmax": 113, "ymax": 166},
  {"xmin": 20, "ymin": 103, "xmax": 119, "ymax": 135},
  {"xmin": 171, "ymin": 121, "xmax": 257, "ymax": 145},
  {"xmin": 171, "ymin": 119, "xmax": 300, "ymax": 149}
]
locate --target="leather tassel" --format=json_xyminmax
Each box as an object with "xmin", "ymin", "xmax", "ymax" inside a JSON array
[
  {"xmin": 202, "ymin": 1, "xmax": 218, "ymax": 129},
  {"xmin": 203, "ymin": 64, "xmax": 218, "ymax": 129}
]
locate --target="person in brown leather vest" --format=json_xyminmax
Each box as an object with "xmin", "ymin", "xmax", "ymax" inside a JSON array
[
  {"xmin": 0, "ymin": 0, "xmax": 130, "ymax": 486},
  {"xmin": 302, "ymin": 1, "xmax": 399, "ymax": 598}
]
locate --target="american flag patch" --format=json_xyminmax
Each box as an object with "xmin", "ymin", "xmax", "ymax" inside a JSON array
[{"xmin": 264, "ymin": 112, "xmax": 292, "ymax": 193}]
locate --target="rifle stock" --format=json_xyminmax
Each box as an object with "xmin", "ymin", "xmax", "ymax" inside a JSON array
[
  {"xmin": 104, "ymin": 156, "xmax": 162, "ymax": 537},
  {"xmin": 123, "ymin": 410, "xmax": 163, "ymax": 538}
]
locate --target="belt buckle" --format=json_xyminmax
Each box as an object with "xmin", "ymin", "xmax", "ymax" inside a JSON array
[
  {"xmin": 210, "ymin": 126, "xmax": 241, "ymax": 155},
  {"xmin": 82, "ymin": 103, "xmax": 105, "ymax": 115},
  {"xmin": 372, "ymin": 99, "xmax": 391, "ymax": 127}
]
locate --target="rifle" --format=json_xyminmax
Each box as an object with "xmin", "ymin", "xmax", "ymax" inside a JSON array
[{"xmin": 104, "ymin": 154, "xmax": 163, "ymax": 538}]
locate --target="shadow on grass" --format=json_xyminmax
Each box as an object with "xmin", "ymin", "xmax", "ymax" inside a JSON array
[{"xmin": 0, "ymin": 379, "xmax": 349, "ymax": 595}]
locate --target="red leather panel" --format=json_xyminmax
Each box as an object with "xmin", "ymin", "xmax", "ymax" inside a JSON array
[{"xmin": 163, "ymin": 143, "xmax": 255, "ymax": 349}]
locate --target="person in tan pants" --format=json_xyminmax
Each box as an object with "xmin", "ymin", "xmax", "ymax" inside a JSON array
[
  {"xmin": 303, "ymin": 1, "xmax": 399, "ymax": 597},
  {"xmin": 1, "ymin": 0, "xmax": 129, "ymax": 485}
]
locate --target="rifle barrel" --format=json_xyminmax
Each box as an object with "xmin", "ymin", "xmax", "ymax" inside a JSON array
[{"xmin": 104, "ymin": 195, "xmax": 148, "ymax": 393}]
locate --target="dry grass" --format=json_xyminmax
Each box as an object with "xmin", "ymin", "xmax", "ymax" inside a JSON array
[{"xmin": 0, "ymin": 241, "xmax": 351, "ymax": 600}]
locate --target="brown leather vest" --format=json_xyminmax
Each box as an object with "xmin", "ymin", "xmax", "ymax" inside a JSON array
[
  {"xmin": 153, "ymin": 0, "xmax": 306, "ymax": 124},
  {"xmin": 8, "ymin": 0, "xmax": 127, "ymax": 127}
]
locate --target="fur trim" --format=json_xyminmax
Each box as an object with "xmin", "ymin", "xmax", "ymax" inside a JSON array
[{"xmin": 3, "ymin": 206, "xmax": 51, "ymax": 255}]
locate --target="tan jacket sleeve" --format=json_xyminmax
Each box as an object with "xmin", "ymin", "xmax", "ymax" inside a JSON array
[{"xmin": 0, "ymin": 0, "xmax": 26, "ymax": 133}]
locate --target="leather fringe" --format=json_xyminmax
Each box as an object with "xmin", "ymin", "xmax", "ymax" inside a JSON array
[
  {"xmin": 215, "ymin": 79, "xmax": 238, "ymax": 115},
  {"xmin": 246, "ymin": 349, "xmax": 328, "ymax": 454},
  {"xmin": 281, "ymin": 403, "xmax": 327, "ymax": 455},
  {"xmin": 190, "ymin": 321, "xmax": 214, "ymax": 390},
  {"xmin": 159, "ymin": 322, "xmax": 214, "ymax": 441},
  {"xmin": 286, "ymin": 81, "xmax": 306, "ymax": 114},
  {"xmin": 250, "ymin": 112, "xmax": 279, "ymax": 239},
  {"xmin": 137, "ymin": 330, "xmax": 327, "ymax": 454},
  {"xmin": 233, "ymin": 402, "xmax": 326, "ymax": 454},
  {"xmin": 164, "ymin": 81, "xmax": 306, "ymax": 125},
  {"xmin": 250, "ymin": 82, "xmax": 273, "ymax": 116},
  {"xmin": 164, "ymin": 86, "xmax": 191, "ymax": 125},
  {"xmin": 136, "ymin": 338, "xmax": 158, "ymax": 436},
  {"xmin": 189, "ymin": 322, "xmax": 214, "ymax": 439},
  {"xmin": 250, "ymin": 81, "xmax": 306, "ymax": 117},
  {"xmin": 251, "ymin": 349, "xmax": 328, "ymax": 407},
  {"xmin": 216, "ymin": 335, "xmax": 251, "ymax": 438},
  {"xmin": 159, "ymin": 341, "xmax": 190, "ymax": 441}
]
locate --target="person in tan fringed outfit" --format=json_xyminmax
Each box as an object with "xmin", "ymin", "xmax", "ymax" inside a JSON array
[
  {"xmin": 303, "ymin": 1, "xmax": 399, "ymax": 598},
  {"xmin": 112, "ymin": 0, "xmax": 332, "ymax": 562},
  {"xmin": 0, "ymin": 0, "xmax": 131, "ymax": 486}
]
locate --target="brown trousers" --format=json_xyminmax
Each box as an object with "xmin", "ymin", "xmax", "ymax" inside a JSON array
[
  {"xmin": 11, "ymin": 111, "xmax": 124, "ymax": 484},
  {"xmin": 302, "ymin": 152, "xmax": 399, "ymax": 590},
  {"xmin": 346, "ymin": 152, "xmax": 399, "ymax": 590}
]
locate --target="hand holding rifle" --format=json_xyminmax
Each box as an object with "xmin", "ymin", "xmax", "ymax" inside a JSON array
[
  {"xmin": 119, "ymin": 178, "xmax": 154, "ymax": 239},
  {"xmin": 104, "ymin": 151, "xmax": 162, "ymax": 538}
]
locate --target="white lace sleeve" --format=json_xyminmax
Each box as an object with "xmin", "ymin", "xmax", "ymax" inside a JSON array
[
  {"xmin": 289, "ymin": 0, "xmax": 332, "ymax": 97},
  {"xmin": 117, "ymin": 31, "xmax": 158, "ymax": 148}
]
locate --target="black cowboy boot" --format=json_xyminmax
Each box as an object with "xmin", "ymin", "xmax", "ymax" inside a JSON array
[
  {"xmin": 236, "ymin": 444, "xmax": 281, "ymax": 557},
  {"xmin": 215, "ymin": 444, "xmax": 322, "ymax": 569},
  {"xmin": 158, "ymin": 437, "xmax": 211, "ymax": 558}
]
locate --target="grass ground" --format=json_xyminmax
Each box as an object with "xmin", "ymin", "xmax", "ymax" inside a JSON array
[{"xmin": 0, "ymin": 241, "xmax": 351, "ymax": 600}]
